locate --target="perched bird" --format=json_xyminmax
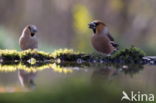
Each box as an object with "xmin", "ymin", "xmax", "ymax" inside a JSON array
[
  {"xmin": 19, "ymin": 25, "xmax": 38, "ymax": 50},
  {"xmin": 88, "ymin": 20, "xmax": 119, "ymax": 55}
]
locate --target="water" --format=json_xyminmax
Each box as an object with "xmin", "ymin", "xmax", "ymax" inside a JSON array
[{"xmin": 0, "ymin": 63, "xmax": 155, "ymax": 103}]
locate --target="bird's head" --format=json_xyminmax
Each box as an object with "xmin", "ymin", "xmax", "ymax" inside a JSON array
[
  {"xmin": 88, "ymin": 20, "xmax": 106, "ymax": 34},
  {"xmin": 23, "ymin": 25, "xmax": 38, "ymax": 37}
]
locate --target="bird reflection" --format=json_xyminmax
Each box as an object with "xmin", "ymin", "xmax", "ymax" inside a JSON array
[
  {"xmin": 18, "ymin": 70, "xmax": 37, "ymax": 89},
  {"xmin": 18, "ymin": 25, "xmax": 38, "ymax": 89},
  {"xmin": 91, "ymin": 64, "xmax": 144, "ymax": 81},
  {"xmin": 91, "ymin": 66, "xmax": 120, "ymax": 81}
]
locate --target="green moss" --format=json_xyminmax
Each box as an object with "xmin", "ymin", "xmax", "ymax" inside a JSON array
[
  {"xmin": 111, "ymin": 46, "xmax": 146, "ymax": 64},
  {"xmin": 20, "ymin": 49, "xmax": 52, "ymax": 62},
  {"xmin": 51, "ymin": 49, "xmax": 88, "ymax": 62},
  {"xmin": 0, "ymin": 50, "xmax": 20, "ymax": 61},
  {"xmin": 51, "ymin": 49, "xmax": 80, "ymax": 58},
  {"xmin": 0, "ymin": 47, "xmax": 147, "ymax": 64}
]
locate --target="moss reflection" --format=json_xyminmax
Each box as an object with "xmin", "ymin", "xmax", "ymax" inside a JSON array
[{"xmin": 0, "ymin": 61, "xmax": 144, "ymax": 76}]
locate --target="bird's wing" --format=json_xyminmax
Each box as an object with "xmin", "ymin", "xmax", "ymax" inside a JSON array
[
  {"xmin": 107, "ymin": 33, "xmax": 114, "ymax": 41},
  {"xmin": 106, "ymin": 33, "xmax": 119, "ymax": 49},
  {"xmin": 111, "ymin": 42, "xmax": 119, "ymax": 48}
]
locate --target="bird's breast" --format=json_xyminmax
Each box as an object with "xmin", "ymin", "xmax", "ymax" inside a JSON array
[
  {"xmin": 19, "ymin": 37, "xmax": 38, "ymax": 50},
  {"xmin": 91, "ymin": 35, "xmax": 114, "ymax": 54}
]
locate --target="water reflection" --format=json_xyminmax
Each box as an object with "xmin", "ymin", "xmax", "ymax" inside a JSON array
[
  {"xmin": 18, "ymin": 70, "xmax": 36, "ymax": 89},
  {"xmin": 92, "ymin": 66, "xmax": 119, "ymax": 81},
  {"xmin": 0, "ymin": 61, "xmax": 155, "ymax": 103},
  {"xmin": 0, "ymin": 62, "xmax": 144, "ymax": 75},
  {"xmin": 121, "ymin": 64, "xmax": 144, "ymax": 75},
  {"xmin": 0, "ymin": 61, "xmax": 145, "ymax": 90}
]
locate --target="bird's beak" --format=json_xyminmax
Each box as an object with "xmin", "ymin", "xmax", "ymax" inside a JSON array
[
  {"xmin": 88, "ymin": 22, "xmax": 96, "ymax": 29},
  {"xmin": 29, "ymin": 25, "xmax": 37, "ymax": 37},
  {"xmin": 30, "ymin": 26, "xmax": 38, "ymax": 34}
]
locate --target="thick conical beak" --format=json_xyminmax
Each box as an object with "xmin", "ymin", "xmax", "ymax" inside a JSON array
[
  {"xmin": 30, "ymin": 25, "xmax": 38, "ymax": 33},
  {"xmin": 88, "ymin": 22, "xmax": 96, "ymax": 29}
]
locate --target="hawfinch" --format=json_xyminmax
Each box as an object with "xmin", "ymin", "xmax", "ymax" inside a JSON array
[
  {"xmin": 19, "ymin": 25, "xmax": 38, "ymax": 50},
  {"xmin": 88, "ymin": 20, "xmax": 119, "ymax": 55}
]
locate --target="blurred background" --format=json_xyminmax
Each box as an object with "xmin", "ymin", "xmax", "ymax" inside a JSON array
[
  {"xmin": 0, "ymin": 0, "xmax": 156, "ymax": 54},
  {"xmin": 1, "ymin": 1, "xmax": 156, "ymax": 103}
]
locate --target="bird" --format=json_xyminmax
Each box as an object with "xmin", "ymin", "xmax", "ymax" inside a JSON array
[
  {"xmin": 88, "ymin": 20, "xmax": 119, "ymax": 55},
  {"xmin": 19, "ymin": 25, "xmax": 38, "ymax": 50}
]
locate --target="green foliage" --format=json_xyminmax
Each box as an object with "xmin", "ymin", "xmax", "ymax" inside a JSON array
[
  {"xmin": 0, "ymin": 26, "xmax": 18, "ymax": 49},
  {"xmin": 112, "ymin": 46, "xmax": 146, "ymax": 64},
  {"xmin": 73, "ymin": 4, "xmax": 93, "ymax": 52},
  {"xmin": 73, "ymin": 4, "xmax": 92, "ymax": 33},
  {"xmin": 0, "ymin": 77, "xmax": 121, "ymax": 103}
]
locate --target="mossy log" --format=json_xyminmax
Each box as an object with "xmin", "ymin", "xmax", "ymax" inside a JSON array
[{"xmin": 0, "ymin": 47, "xmax": 153, "ymax": 65}]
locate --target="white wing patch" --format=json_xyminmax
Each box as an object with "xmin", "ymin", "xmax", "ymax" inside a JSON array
[{"xmin": 102, "ymin": 27, "xmax": 109, "ymax": 35}]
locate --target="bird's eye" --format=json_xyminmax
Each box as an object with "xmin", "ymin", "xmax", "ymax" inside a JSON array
[{"xmin": 31, "ymin": 33, "xmax": 35, "ymax": 37}]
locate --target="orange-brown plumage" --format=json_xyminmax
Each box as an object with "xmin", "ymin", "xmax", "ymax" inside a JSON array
[
  {"xmin": 89, "ymin": 20, "xmax": 118, "ymax": 54},
  {"xmin": 91, "ymin": 34, "xmax": 115, "ymax": 54}
]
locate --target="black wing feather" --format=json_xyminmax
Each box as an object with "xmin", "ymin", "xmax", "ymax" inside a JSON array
[{"xmin": 107, "ymin": 33, "xmax": 114, "ymax": 41}]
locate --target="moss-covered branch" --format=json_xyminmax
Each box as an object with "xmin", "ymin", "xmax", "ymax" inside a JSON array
[
  {"xmin": 0, "ymin": 47, "xmax": 150, "ymax": 65},
  {"xmin": 0, "ymin": 47, "xmax": 151, "ymax": 76}
]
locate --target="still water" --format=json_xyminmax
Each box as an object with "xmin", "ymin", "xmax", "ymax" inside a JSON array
[{"xmin": 0, "ymin": 62, "xmax": 155, "ymax": 103}]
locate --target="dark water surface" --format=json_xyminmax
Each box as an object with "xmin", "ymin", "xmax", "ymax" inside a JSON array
[{"xmin": 0, "ymin": 63, "xmax": 155, "ymax": 103}]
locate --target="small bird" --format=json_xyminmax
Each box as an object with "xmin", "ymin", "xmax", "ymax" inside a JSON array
[
  {"xmin": 19, "ymin": 25, "xmax": 38, "ymax": 50},
  {"xmin": 88, "ymin": 20, "xmax": 119, "ymax": 55}
]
